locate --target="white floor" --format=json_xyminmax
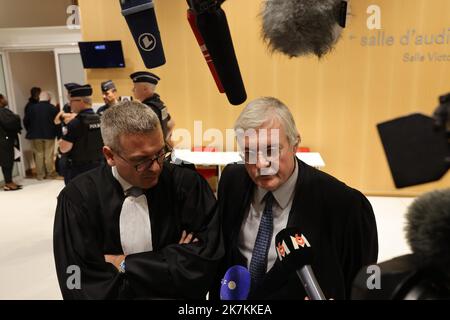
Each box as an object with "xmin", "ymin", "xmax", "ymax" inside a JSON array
[{"xmin": 0, "ymin": 179, "xmax": 414, "ymax": 300}]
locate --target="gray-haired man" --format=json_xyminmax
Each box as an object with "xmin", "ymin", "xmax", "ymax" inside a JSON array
[
  {"xmin": 54, "ymin": 100, "xmax": 223, "ymax": 300},
  {"xmin": 213, "ymin": 97, "xmax": 378, "ymax": 300}
]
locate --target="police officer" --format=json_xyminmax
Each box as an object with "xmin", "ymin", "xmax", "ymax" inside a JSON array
[
  {"xmin": 130, "ymin": 71, "xmax": 171, "ymax": 142},
  {"xmin": 58, "ymin": 84, "xmax": 103, "ymax": 184},
  {"xmin": 54, "ymin": 83, "xmax": 79, "ymax": 179},
  {"xmin": 97, "ymin": 80, "xmax": 119, "ymax": 116}
]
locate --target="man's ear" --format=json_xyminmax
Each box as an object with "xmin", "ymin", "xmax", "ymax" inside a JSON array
[
  {"xmin": 293, "ymin": 135, "xmax": 301, "ymax": 153},
  {"xmin": 103, "ymin": 146, "xmax": 116, "ymax": 167}
]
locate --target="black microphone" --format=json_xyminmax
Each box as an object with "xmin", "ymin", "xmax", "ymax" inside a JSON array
[
  {"xmin": 262, "ymin": 0, "xmax": 348, "ymax": 58},
  {"xmin": 187, "ymin": 0, "xmax": 247, "ymax": 106},
  {"xmin": 275, "ymin": 227, "xmax": 326, "ymax": 300},
  {"xmin": 120, "ymin": 0, "xmax": 166, "ymax": 68},
  {"xmin": 187, "ymin": 8, "xmax": 225, "ymax": 93}
]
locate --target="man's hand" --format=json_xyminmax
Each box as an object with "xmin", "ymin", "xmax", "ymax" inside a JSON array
[
  {"xmin": 104, "ymin": 255, "xmax": 126, "ymax": 271},
  {"xmin": 179, "ymin": 230, "xmax": 199, "ymax": 244}
]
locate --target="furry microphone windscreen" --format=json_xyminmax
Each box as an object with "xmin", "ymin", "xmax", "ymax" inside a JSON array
[
  {"xmin": 406, "ymin": 188, "xmax": 450, "ymax": 268},
  {"xmin": 261, "ymin": 0, "xmax": 344, "ymax": 58}
]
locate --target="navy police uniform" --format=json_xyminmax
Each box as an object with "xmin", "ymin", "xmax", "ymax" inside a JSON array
[
  {"xmin": 62, "ymin": 84, "xmax": 103, "ymax": 184},
  {"xmin": 97, "ymin": 80, "xmax": 117, "ymax": 117},
  {"xmin": 130, "ymin": 71, "xmax": 170, "ymax": 138},
  {"xmin": 56, "ymin": 83, "xmax": 79, "ymax": 179}
]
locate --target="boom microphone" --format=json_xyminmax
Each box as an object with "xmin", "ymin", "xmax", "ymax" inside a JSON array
[
  {"xmin": 120, "ymin": 0, "xmax": 166, "ymax": 68},
  {"xmin": 275, "ymin": 228, "xmax": 326, "ymax": 300},
  {"xmin": 187, "ymin": 0, "xmax": 247, "ymax": 105},
  {"xmin": 262, "ymin": 0, "xmax": 348, "ymax": 58},
  {"xmin": 220, "ymin": 265, "xmax": 251, "ymax": 300}
]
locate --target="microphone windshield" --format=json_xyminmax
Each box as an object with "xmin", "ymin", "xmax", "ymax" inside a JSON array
[
  {"xmin": 220, "ymin": 265, "xmax": 251, "ymax": 300},
  {"xmin": 406, "ymin": 188, "xmax": 450, "ymax": 267},
  {"xmin": 275, "ymin": 227, "xmax": 313, "ymax": 271},
  {"xmin": 262, "ymin": 0, "xmax": 345, "ymax": 58}
]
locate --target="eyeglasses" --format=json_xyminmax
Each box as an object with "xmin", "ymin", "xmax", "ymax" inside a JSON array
[
  {"xmin": 115, "ymin": 145, "xmax": 172, "ymax": 173},
  {"xmin": 239, "ymin": 146, "xmax": 283, "ymax": 164}
]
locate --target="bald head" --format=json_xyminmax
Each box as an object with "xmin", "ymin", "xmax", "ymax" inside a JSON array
[
  {"xmin": 133, "ymin": 82, "xmax": 156, "ymax": 102},
  {"xmin": 39, "ymin": 91, "xmax": 52, "ymax": 102}
]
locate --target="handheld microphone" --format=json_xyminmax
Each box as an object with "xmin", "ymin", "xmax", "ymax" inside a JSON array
[
  {"xmin": 262, "ymin": 0, "xmax": 348, "ymax": 58},
  {"xmin": 120, "ymin": 0, "xmax": 166, "ymax": 68},
  {"xmin": 275, "ymin": 228, "xmax": 326, "ymax": 300},
  {"xmin": 220, "ymin": 265, "xmax": 251, "ymax": 300},
  {"xmin": 187, "ymin": 0, "xmax": 247, "ymax": 105},
  {"xmin": 187, "ymin": 9, "xmax": 225, "ymax": 93}
]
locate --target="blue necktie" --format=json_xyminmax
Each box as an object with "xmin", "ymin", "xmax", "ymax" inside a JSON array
[{"xmin": 249, "ymin": 192, "xmax": 275, "ymax": 288}]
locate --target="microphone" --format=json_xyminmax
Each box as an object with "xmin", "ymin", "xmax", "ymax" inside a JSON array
[
  {"xmin": 406, "ymin": 188, "xmax": 450, "ymax": 269},
  {"xmin": 220, "ymin": 265, "xmax": 251, "ymax": 300},
  {"xmin": 262, "ymin": 0, "xmax": 348, "ymax": 58},
  {"xmin": 187, "ymin": 8, "xmax": 225, "ymax": 93},
  {"xmin": 120, "ymin": 0, "xmax": 166, "ymax": 68},
  {"xmin": 352, "ymin": 188, "xmax": 450, "ymax": 300},
  {"xmin": 275, "ymin": 228, "xmax": 326, "ymax": 300},
  {"xmin": 187, "ymin": 0, "xmax": 247, "ymax": 105}
]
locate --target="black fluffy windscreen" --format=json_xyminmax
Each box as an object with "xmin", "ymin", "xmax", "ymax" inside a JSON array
[
  {"xmin": 406, "ymin": 188, "xmax": 450, "ymax": 268},
  {"xmin": 261, "ymin": 0, "xmax": 344, "ymax": 58}
]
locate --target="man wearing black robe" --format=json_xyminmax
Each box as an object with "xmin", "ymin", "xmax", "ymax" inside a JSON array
[
  {"xmin": 54, "ymin": 101, "xmax": 223, "ymax": 300},
  {"xmin": 211, "ymin": 97, "xmax": 378, "ymax": 300}
]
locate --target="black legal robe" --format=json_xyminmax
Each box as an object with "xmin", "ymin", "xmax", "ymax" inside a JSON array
[
  {"xmin": 211, "ymin": 159, "xmax": 378, "ymax": 300},
  {"xmin": 54, "ymin": 163, "xmax": 223, "ymax": 300}
]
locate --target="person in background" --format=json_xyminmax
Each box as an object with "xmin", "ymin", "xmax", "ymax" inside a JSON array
[
  {"xmin": 24, "ymin": 87, "xmax": 41, "ymax": 116},
  {"xmin": 54, "ymin": 83, "xmax": 79, "ymax": 128},
  {"xmin": 54, "ymin": 83, "xmax": 79, "ymax": 179},
  {"xmin": 0, "ymin": 94, "xmax": 23, "ymax": 191},
  {"xmin": 23, "ymin": 91, "xmax": 59, "ymax": 180},
  {"xmin": 130, "ymin": 71, "xmax": 171, "ymax": 143},
  {"xmin": 58, "ymin": 84, "xmax": 103, "ymax": 184},
  {"xmin": 97, "ymin": 80, "xmax": 119, "ymax": 116}
]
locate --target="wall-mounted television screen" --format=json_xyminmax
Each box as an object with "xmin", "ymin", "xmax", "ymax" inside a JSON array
[{"xmin": 78, "ymin": 41, "xmax": 126, "ymax": 69}]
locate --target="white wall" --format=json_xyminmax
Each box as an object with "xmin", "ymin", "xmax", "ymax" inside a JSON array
[
  {"xmin": 0, "ymin": 0, "xmax": 73, "ymax": 28},
  {"xmin": 8, "ymin": 51, "xmax": 58, "ymax": 172}
]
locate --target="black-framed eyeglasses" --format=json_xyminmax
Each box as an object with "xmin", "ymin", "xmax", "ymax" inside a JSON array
[{"xmin": 115, "ymin": 145, "xmax": 173, "ymax": 173}]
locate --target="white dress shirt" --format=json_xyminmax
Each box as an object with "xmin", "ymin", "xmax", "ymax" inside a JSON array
[
  {"xmin": 238, "ymin": 160, "xmax": 299, "ymax": 272},
  {"xmin": 112, "ymin": 167, "xmax": 153, "ymax": 255}
]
